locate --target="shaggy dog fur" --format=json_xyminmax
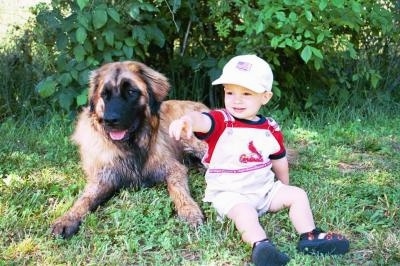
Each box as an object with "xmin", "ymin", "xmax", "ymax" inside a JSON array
[{"xmin": 51, "ymin": 61, "xmax": 209, "ymax": 238}]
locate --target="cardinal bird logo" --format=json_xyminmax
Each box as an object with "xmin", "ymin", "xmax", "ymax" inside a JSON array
[{"xmin": 239, "ymin": 141, "xmax": 263, "ymax": 163}]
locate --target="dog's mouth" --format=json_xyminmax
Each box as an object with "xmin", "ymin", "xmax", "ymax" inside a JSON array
[{"xmin": 109, "ymin": 130, "xmax": 128, "ymax": 141}]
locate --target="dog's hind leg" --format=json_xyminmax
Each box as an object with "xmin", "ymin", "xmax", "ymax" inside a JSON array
[{"xmin": 165, "ymin": 161, "xmax": 204, "ymax": 226}]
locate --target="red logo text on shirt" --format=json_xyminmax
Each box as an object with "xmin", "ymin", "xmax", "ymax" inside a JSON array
[{"xmin": 239, "ymin": 141, "xmax": 263, "ymax": 163}]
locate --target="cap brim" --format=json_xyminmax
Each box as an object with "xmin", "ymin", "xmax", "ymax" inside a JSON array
[{"xmin": 211, "ymin": 77, "xmax": 266, "ymax": 93}]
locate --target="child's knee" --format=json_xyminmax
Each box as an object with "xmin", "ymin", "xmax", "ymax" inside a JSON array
[{"xmin": 292, "ymin": 186, "xmax": 309, "ymax": 202}]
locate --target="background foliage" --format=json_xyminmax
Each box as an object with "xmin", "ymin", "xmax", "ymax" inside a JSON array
[
  {"xmin": 1, "ymin": 1, "xmax": 399, "ymax": 265},
  {"xmin": 2, "ymin": 0, "xmax": 395, "ymax": 119}
]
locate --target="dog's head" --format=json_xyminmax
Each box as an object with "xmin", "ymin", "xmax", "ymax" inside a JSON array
[{"xmin": 88, "ymin": 61, "xmax": 170, "ymax": 141}]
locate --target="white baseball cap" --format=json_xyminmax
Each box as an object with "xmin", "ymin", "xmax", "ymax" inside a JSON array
[{"xmin": 212, "ymin": 54, "xmax": 273, "ymax": 93}]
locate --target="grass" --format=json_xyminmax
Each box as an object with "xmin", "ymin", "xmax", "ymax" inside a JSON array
[{"xmin": 1, "ymin": 104, "xmax": 399, "ymax": 265}]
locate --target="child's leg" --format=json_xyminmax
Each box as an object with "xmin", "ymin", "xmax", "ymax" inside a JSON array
[
  {"xmin": 269, "ymin": 184, "xmax": 350, "ymax": 255},
  {"xmin": 227, "ymin": 203, "xmax": 266, "ymax": 244},
  {"xmin": 268, "ymin": 185, "xmax": 315, "ymax": 234},
  {"xmin": 227, "ymin": 203, "xmax": 290, "ymax": 265}
]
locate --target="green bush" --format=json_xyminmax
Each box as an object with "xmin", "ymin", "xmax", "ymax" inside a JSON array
[
  {"xmin": 20, "ymin": 0, "xmax": 400, "ymax": 113},
  {"xmin": 0, "ymin": 19, "xmax": 54, "ymax": 120},
  {"xmin": 209, "ymin": 0, "xmax": 400, "ymax": 110}
]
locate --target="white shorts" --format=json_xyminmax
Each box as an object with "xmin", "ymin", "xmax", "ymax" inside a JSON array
[{"xmin": 206, "ymin": 180, "xmax": 284, "ymax": 217}]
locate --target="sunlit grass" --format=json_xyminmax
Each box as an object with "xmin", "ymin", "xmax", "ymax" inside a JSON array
[{"xmin": 1, "ymin": 104, "xmax": 399, "ymax": 265}]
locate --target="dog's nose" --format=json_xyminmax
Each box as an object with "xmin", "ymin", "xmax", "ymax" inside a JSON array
[{"xmin": 103, "ymin": 114, "xmax": 120, "ymax": 127}]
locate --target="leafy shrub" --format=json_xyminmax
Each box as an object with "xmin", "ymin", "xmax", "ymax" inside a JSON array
[
  {"xmin": 30, "ymin": 0, "xmax": 400, "ymax": 113},
  {"xmin": 0, "ymin": 18, "xmax": 54, "ymax": 121},
  {"xmin": 208, "ymin": 0, "xmax": 400, "ymax": 110}
]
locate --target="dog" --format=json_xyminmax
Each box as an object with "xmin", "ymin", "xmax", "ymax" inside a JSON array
[{"xmin": 51, "ymin": 61, "xmax": 209, "ymax": 238}]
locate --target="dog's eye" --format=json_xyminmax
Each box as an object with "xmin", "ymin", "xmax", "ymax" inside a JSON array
[
  {"xmin": 101, "ymin": 88, "xmax": 112, "ymax": 99},
  {"xmin": 127, "ymin": 88, "xmax": 138, "ymax": 96},
  {"xmin": 126, "ymin": 88, "xmax": 140, "ymax": 98}
]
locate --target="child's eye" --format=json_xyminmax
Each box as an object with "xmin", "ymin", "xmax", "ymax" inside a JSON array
[
  {"xmin": 225, "ymin": 91, "xmax": 233, "ymax": 95},
  {"xmin": 243, "ymin": 92, "xmax": 252, "ymax": 96}
]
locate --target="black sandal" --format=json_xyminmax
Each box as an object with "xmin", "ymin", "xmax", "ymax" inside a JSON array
[
  {"xmin": 252, "ymin": 239, "xmax": 290, "ymax": 266},
  {"xmin": 297, "ymin": 228, "xmax": 350, "ymax": 255}
]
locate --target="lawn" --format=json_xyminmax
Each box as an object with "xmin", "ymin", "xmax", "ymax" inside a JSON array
[{"xmin": 1, "ymin": 104, "xmax": 399, "ymax": 265}]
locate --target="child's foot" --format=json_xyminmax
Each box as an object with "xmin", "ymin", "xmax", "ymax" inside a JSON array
[
  {"xmin": 251, "ymin": 239, "xmax": 290, "ymax": 266},
  {"xmin": 297, "ymin": 228, "xmax": 350, "ymax": 255}
]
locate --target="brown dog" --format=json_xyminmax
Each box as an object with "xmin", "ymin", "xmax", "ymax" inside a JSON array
[{"xmin": 51, "ymin": 61, "xmax": 209, "ymax": 238}]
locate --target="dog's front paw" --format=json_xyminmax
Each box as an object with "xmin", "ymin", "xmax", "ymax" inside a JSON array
[
  {"xmin": 178, "ymin": 204, "xmax": 204, "ymax": 227},
  {"xmin": 51, "ymin": 215, "xmax": 82, "ymax": 239}
]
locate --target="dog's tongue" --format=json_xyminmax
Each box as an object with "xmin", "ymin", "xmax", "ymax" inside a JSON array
[{"xmin": 109, "ymin": 130, "xmax": 127, "ymax": 140}]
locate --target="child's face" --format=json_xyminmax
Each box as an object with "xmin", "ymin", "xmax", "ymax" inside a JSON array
[{"xmin": 223, "ymin": 84, "xmax": 273, "ymax": 121}]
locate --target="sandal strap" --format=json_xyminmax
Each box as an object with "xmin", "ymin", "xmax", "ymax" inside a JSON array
[
  {"xmin": 299, "ymin": 228, "xmax": 325, "ymax": 240},
  {"xmin": 252, "ymin": 238, "xmax": 269, "ymax": 250},
  {"xmin": 300, "ymin": 228, "xmax": 345, "ymax": 241}
]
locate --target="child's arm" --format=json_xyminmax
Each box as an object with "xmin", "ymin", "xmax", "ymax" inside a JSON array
[
  {"xmin": 169, "ymin": 111, "xmax": 212, "ymax": 140},
  {"xmin": 271, "ymin": 157, "xmax": 289, "ymax": 185}
]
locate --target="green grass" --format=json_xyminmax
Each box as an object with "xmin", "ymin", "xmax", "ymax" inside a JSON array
[{"xmin": 1, "ymin": 105, "xmax": 399, "ymax": 265}]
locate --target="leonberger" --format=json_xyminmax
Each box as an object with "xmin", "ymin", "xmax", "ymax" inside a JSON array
[{"xmin": 51, "ymin": 61, "xmax": 209, "ymax": 238}]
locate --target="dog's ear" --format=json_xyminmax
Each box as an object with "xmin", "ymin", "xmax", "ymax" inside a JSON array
[
  {"xmin": 88, "ymin": 68, "xmax": 102, "ymax": 113},
  {"xmin": 134, "ymin": 62, "xmax": 170, "ymax": 102}
]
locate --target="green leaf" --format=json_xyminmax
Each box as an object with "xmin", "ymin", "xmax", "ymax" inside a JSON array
[
  {"xmin": 275, "ymin": 11, "xmax": 286, "ymax": 22},
  {"xmin": 311, "ymin": 47, "xmax": 323, "ymax": 59},
  {"xmin": 285, "ymin": 38, "xmax": 293, "ymax": 47},
  {"xmin": 332, "ymin": 0, "xmax": 344, "ymax": 8},
  {"xmin": 78, "ymin": 69, "xmax": 90, "ymax": 86},
  {"xmin": 58, "ymin": 90, "xmax": 75, "ymax": 110},
  {"xmin": 107, "ymin": 8, "xmax": 121, "ymax": 23},
  {"xmin": 71, "ymin": 69, "xmax": 78, "ymax": 81},
  {"xmin": 123, "ymin": 45, "xmax": 134, "ymax": 58},
  {"xmin": 288, "ymin": 12, "xmax": 297, "ymax": 22},
  {"xmin": 76, "ymin": 89, "xmax": 88, "ymax": 106},
  {"xmin": 56, "ymin": 33, "xmax": 68, "ymax": 50},
  {"xmin": 293, "ymin": 40, "xmax": 302, "ymax": 50},
  {"xmin": 35, "ymin": 77, "xmax": 57, "ymax": 98},
  {"xmin": 124, "ymin": 37, "xmax": 136, "ymax": 47},
  {"xmin": 255, "ymin": 21, "xmax": 264, "ymax": 34},
  {"xmin": 316, "ymin": 33, "xmax": 324, "ymax": 43},
  {"xmin": 313, "ymin": 58, "xmax": 323, "ymax": 70},
  {"xmin": 305, "ymin": 95, "xmax": 313, "ymax": 109},
  {"xmin": 348, "ymin": 46, "xmax": 357, "ymax": 59},
  {"xmin": 305, "ymin": 10, "xmax": 313, "ymax": 22},
  {"xmin": 77, "ymin": 12, "xmax": 90, "ymax": 29},
  {"xmin": 132, "ymin": 26, "xmax": 147, "ymax": 46},
  {"xmin": 272, "ymin": 86, "xmax": 281, "ymax": 98},
  {"xmin": 83, "ymin": 40, "xmax": 93, "ymax": 53},
  {"xmin": 271, "ymin": 36, "xmax": 280, "ymax": 48},
  {"xmin": 351, "ymin": 1, "xmax": 361, "ymax": 13},
  {"xmin": 96, "ymin": 38, "xmax": 105, "ymax": 51},
  {"xmin": 57, "ymin": 73, "xmax": 72, "ymax": 87},
  {"xmin": 76, "ymin": 27, "xmax": 87, "ymax": 44},
  {"xmin": 129, "ymin": 5, "xmax": 141, "ymax": 21},
  {"xmin": 140, "ymin": 3, "xmax": 158, "ymax": 12},
  {"xmin": 304, "ymin": 30, "xmax": 312, "ymax": 39},
  {"xmin": 77, "ymin": 0, "xmax": 89, "ymax": 10},
  {"xmin": 73, "ymin": 45, "xmax": 86, "ymax": 62},
  {"xmin": 146, "ymin": 24, "xmax": 165, "ymax": 47},
  {"xmin": 319, "ymin": 0, "xmax": 328, "ymax": 10},
  {"xmin": 104, "ymin": 30, "xmax": 115, "ymax": 46},
  {"xmin": 85, "ymin": 56, "xmax": 99, "ymax": 67},
  {"xmin": 114, "ymin": 41, "xmax": 123, "ymax": 50},
  {"xmin": 93, "ymin": 8, "xmax": 108, "ymax": 29},
  {"xmin": 171, "ymin": 0, "xmax": 181, "ymax": 13},
  {"xmin": 300, "ymin": 45, "xmax": 312, "ymax": 63},
  {"xmin": 76, "ymin": 95, "xmax": 87, "ymax": 106},
  {"xmin": 370, "ymin": 71, "xmax": 382, "ymax": 89}
]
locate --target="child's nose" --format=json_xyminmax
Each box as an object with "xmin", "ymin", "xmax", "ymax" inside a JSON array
[{"xmin": 233, "ymin": 94, "xmax": 242, "ymax": 102}]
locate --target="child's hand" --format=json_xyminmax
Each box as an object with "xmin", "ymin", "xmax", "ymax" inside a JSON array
[{"xmin": 169, "ymin": 116, "xmax": 193, "ymax": 140}]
